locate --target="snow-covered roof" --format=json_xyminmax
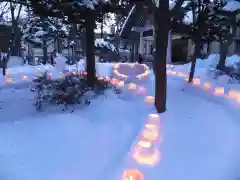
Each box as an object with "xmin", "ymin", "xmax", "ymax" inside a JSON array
[
  {"xmin": 222, "ymin": 0, "xmax": 240, "ymax": 12},
  {"xmin": 76, "ymin": 0, "xmax": 99, "ymax": 9},
  {"xmin": 34, "ymin": 30, "xmax": 48, "ymax": 37}
]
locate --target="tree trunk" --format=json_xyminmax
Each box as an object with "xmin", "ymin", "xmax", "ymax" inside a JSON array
[
  {"xmin": 153, "ymin": 0, "xmax": 170, "ymax": 113},
  {"xmin": 81, "ymin": 31, "xmax": 85, "ymax": 56},
  {"xmin": 85, "ymin": 14, "xmax": 96, "ymax": 84},
  {"xmin": 10, "ymin": 2, "xmax": 22, "ymax": 56},
  {"xmin": 217, "ymin": 41, "xmax": 228, "ymax": 71},
  {"xmin": 131, "ymin": 41, "xmax": 134, "ymax": 62},
  {"xmin": 188, "ymin": 41, "xmax": 201, "ymax": 83},
  {"xmin": 42, "ymin": 40, "xmax": 48, "ymax": 64},
  {"xmin": 2, "ymin": 56, "xmax": 7, "ymax": 76},
  {"xmin": 207, "ymin": 41, "xmax": 210, "ymax": 54},
  {"xmin": 100, "ymin": 19, "xmax": 104, "ymax": 38},
  {"xmin": 11, "ymin": 27, "xmax": 21, "ymax": 56},
  {"xmin": 56, "ymin": 38, "xmax": 62, "ymax": 54},
  {"xmin": 71, "ymin": 23, "xmax": 77, "ymax": 64}
]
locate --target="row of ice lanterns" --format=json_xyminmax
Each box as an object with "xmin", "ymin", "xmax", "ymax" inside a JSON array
[
  {"xmin": 4, "ymin": 71, "xmax": 89, "ymax": 85},
  {"xmin": 167, "ymin": 69, "xmax": 240, "ymax": 104},
  {"xmin": 111, "ymin": 63, "xmax": 161, "ymax": 180}
]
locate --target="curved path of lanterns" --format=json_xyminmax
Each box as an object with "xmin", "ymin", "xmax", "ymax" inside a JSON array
[
  {"xmin": 112, "ymin": 63, "xmax": 162, "ymax": 180},
  {"xmin": 166, "ymin": 65, "xmax": 240, "ymax": 104},
  {"xmin": 1, "ymin": 63, "xmax": 239, "ymax": 180},
  {"xmin": 113, "ymin": 63, "xmax": 240, "ymax": 180}
]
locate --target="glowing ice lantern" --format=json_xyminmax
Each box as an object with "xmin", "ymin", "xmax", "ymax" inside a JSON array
[
  {"xmin": 142, "ymin": 129, "xmax": 159, "ymax": 142},
  {"xmin": 23, "ymin": 76, "xmax": 28, "ymax": 81},
  {"xmin": 132, "ymin": 148, "xmax": 160, "ymax": 166},
  {"xmin": 236, "ymin": 96, "xmax": 240, "ymax": 104},
  {"xmin": 128, "ymin": 83, "xmax": 137, "ymax": 91},
  {"xmin": 6, "ymin": 78, "xmax": 13, "ymax": 84},
  {"xmin": 122, "ymin": 169, "xmax": 144, "ymax": 180},
  {"xmin": 117, "ymin": 81, "xmax": 124, "ymax": 88},
  {"xmin": 148, "ymin": 113, "xmax": 160, "ymax": 120},
  {"xmin": 138, "ymin": 140, "xmax": 152, "ymax": 148},
  {"xmin": 147, "ymin": 114, "xmax": 160, "ymax": 126},
  {"xmin": 145, "ymin": 123, "xmax": 159, "ymax": 131},
  {"xmin": 203, "ymin": 82, "xmax": 211, "ymax": 89},
  {"xmin": 111, "ymin": 78, "xmax": 118, "ymax": 85},
  {"xmin": 192, "ymin": 78, "xmax": 200, "ymax": 85},
  {"xmin": 214, "ymin": 87, "xmax": 224, "ymax": 95},
  {"xmin": 145, "ymin": 96, "xmax": 155, "ymax": 104},
  {"xmin": 228, "ymin": 90, "xmax": 238, "ymax": 98}
]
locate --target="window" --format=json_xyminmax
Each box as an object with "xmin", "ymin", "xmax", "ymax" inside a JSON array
[{"xmin": 143, "ymin": 29, "xmax": 153, "ymax": 37}]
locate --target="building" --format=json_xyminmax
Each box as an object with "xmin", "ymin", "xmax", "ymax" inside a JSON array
[
  {"xmin": 23, "ymin": 32, "xmax": 116, "ymax": 63},
  {"xmin": 119, "ymin": 5, "xmax": 191, "ymax": 63},
  {"xmin": 119, "ymin": 2, "xmax": 240, "ymax": 63}
]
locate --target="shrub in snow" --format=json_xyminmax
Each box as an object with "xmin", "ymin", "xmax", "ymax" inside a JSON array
[
  {"xmin": 31, "ymin": 72, "xmax": 121, "ymax": 111},
  {"xmin": 54, "ymin": 54, "xmax": 68, "ymax": 71}
]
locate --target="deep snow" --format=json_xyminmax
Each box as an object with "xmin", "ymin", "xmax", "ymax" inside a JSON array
[{"xmin": 0, "ymin": 56, "xmax": 239, "ymax": 180}]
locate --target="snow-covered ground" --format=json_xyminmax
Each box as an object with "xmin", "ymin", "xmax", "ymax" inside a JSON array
[{"xmin": 0, "ymin": 57, "xmax": 239, "ymax": 180}]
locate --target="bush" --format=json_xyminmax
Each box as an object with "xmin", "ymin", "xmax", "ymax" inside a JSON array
[{"xmin": 31, "ymin": 71, "xmax": 121, "ymax": 111}]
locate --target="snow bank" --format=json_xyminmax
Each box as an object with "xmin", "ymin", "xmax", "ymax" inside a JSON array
[
  {"xmin": 172, "ymin": 54, "xmax": 240, "ymax": 90},
  {"xmin": 7, "ymin": 56, "xmax": 25, "ymax": 68},
  {"xmin": 226, "ymin": 55, "xmax": 240, "ymax": 68},
  {"xmin": 0, "ymin": 89, "xmax": 148, "ymax": 180},
  {"xmin": 34, "ymin": 30, "xmax": 48, "ymax": 37},
  {"xmin": 54, "ymin": 54, "xmax": 68, "ymax": 71}
]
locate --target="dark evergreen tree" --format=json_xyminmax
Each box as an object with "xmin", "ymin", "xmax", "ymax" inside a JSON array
[
  {"xmin": 24, "ymin": 0, "xmax": 129, "ymax": 85},
  {"xmin": 174, "ymin": 0, "xmax": 226, "ymax": 83},
  {"xmin": 23, "ymin": 16, "xmax": 68, "ymax": 64},
  {"xmin": 208, "ymin": 6, "xmax": 240, "ymax": 70}
]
